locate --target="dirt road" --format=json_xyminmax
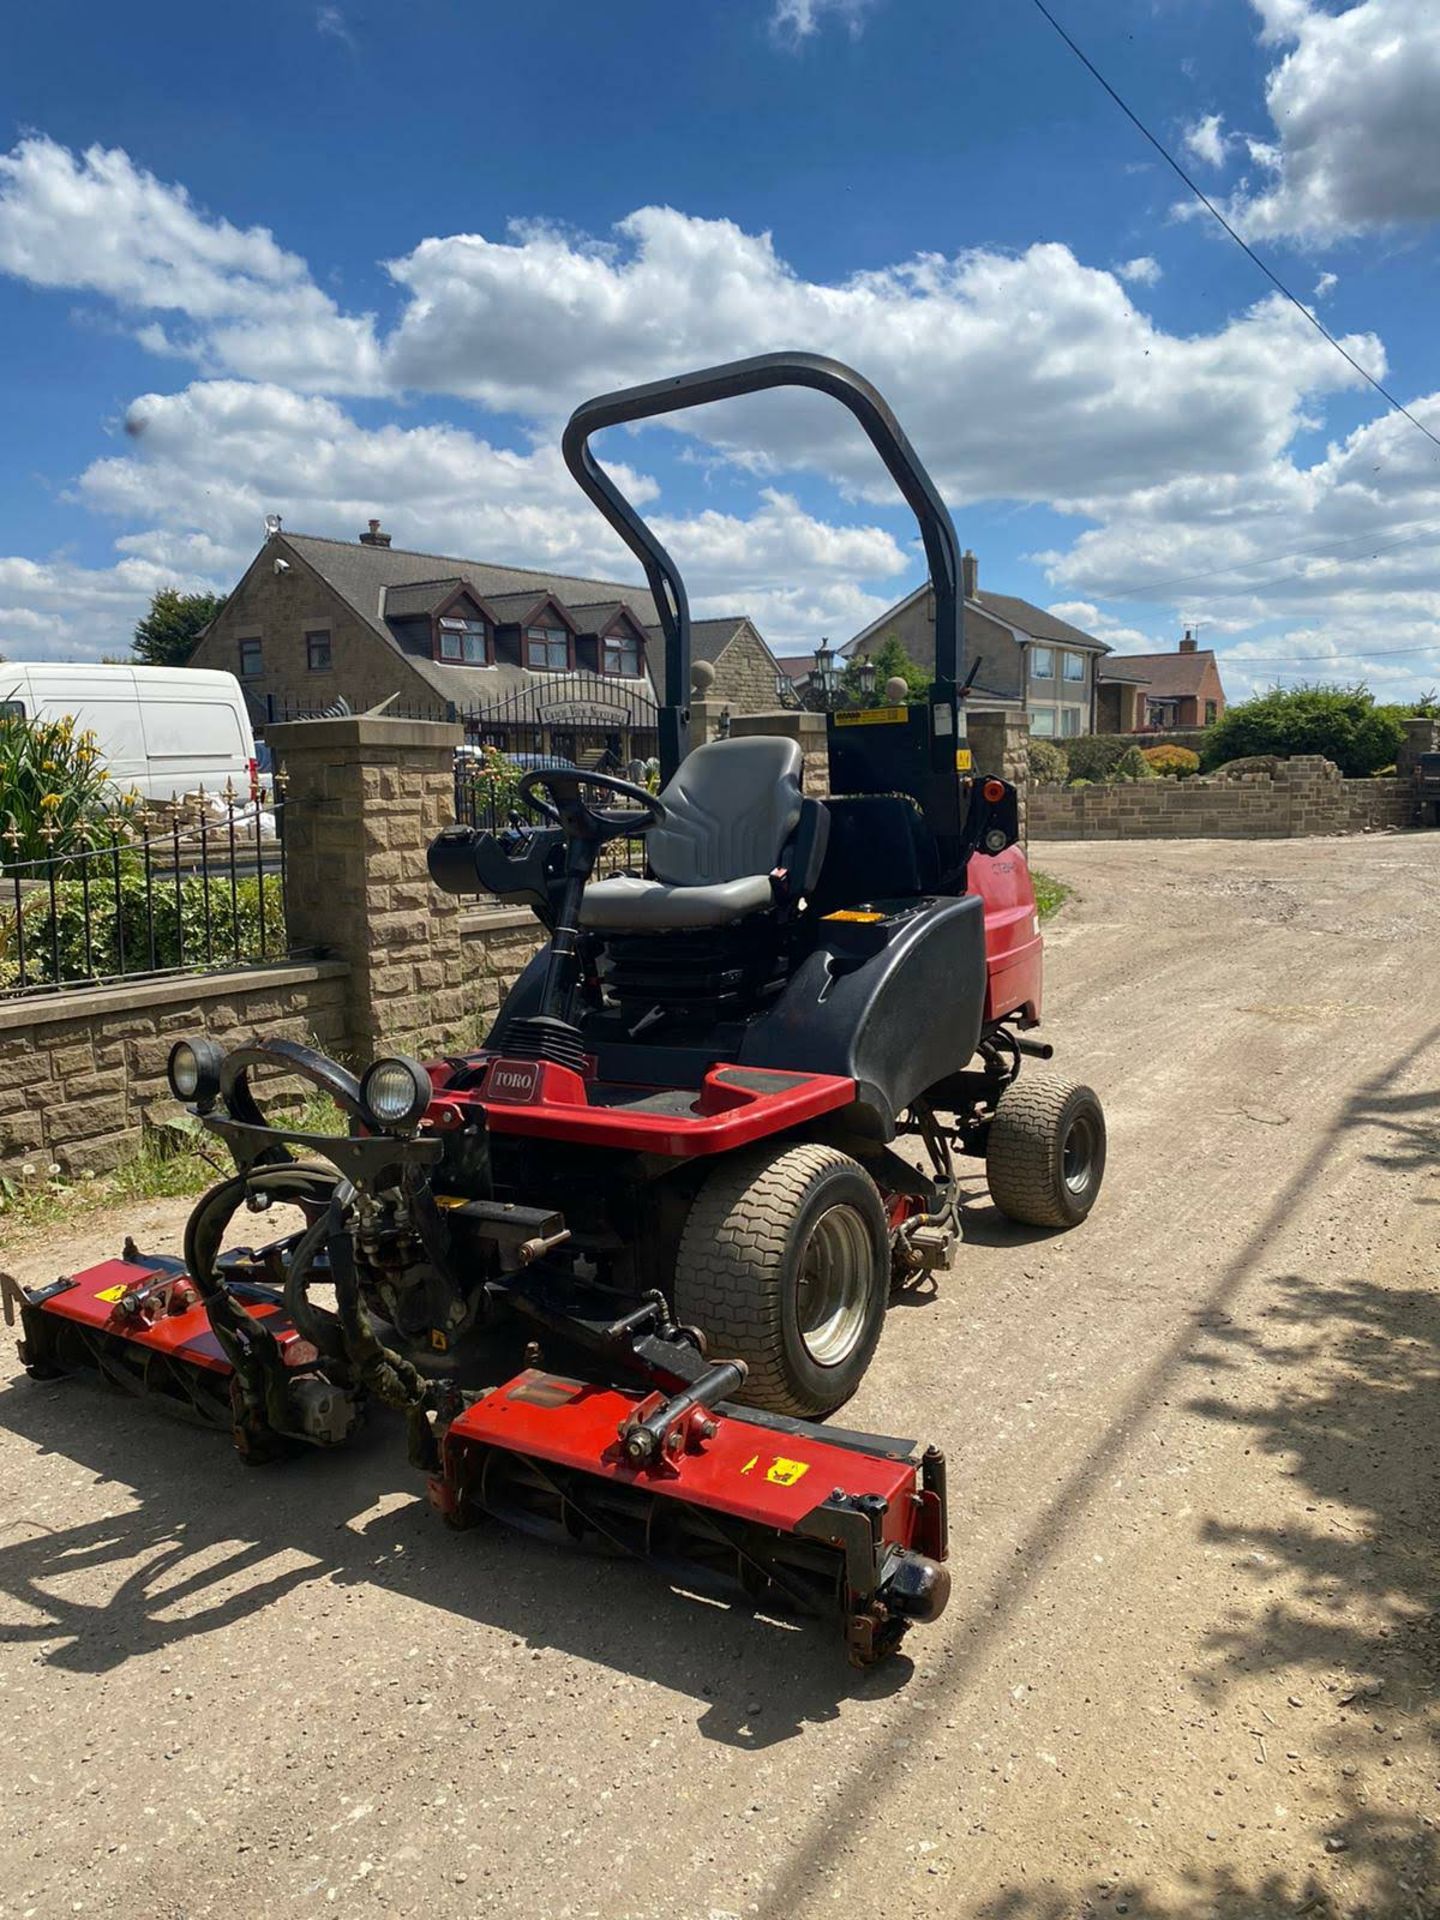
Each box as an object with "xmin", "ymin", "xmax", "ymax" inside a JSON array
[{"xmin": 3, "ymin": 834, "xmax": 1438, "ymax": 1919}]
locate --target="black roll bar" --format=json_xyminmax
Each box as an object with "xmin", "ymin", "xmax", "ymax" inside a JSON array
[{"xmin": 562, "ymin": 351, "xmax": 964, "ymax": 781}]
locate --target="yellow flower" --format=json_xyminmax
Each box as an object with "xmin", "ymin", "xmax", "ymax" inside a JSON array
[{"xmin": 40, "ymin": 793, "xmax": 62, "ymax": 808}]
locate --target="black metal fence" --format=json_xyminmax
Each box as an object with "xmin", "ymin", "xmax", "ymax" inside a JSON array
[
  {"xmin": 451, "ymin": 753, "xmax": 649, "ymax": 904},
  {"xmin": 0, "ymin": 784, "xmax": 288, "ymax": 998}
]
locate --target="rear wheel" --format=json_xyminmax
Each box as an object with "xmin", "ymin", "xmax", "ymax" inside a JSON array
[
  {"xmin": 985, "ymin": 1073, "xmax": 1106, "ymax": 1229},
  {"xmin": 672, "ymin": 1142, "xmax": 889, "ymax": 1417}
]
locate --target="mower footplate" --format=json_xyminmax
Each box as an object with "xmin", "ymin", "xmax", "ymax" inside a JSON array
[{"xmin": 431, "ymin": 1369, "xmax": 950, "ymax": 1663}]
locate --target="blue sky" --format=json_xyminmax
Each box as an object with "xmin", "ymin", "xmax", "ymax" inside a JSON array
[{"xmin": 1, "ymin": 0, "xmax": 1438, "ymax": 700}]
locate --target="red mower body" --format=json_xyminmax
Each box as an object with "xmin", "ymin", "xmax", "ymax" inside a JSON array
[{"xmin": 969, "ymin": 842, "xmax": 1043, "ymax": 1026}]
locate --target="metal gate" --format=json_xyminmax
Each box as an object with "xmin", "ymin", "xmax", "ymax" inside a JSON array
[{"xmin": 455, "ymin": 672, "xmax": 660, "ymax": 770}]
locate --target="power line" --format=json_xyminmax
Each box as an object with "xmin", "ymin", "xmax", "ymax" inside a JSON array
[
  {"xmin": 1028, "ymin": 0, "xmax": 1440, "ymax": 463},
  {"xmin": 1102, "ymin": 518, "xmax": 1440, "ymax": 600},
  {"xmin": 1222, "ymin": 641, "xmax": 1440, "ymax": 666}
]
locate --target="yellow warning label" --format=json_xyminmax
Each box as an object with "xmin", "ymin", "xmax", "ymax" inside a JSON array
[
  {"xmin": 823, "ymin": 909, "xmax": 884, "ymax": 924},
  {"xmin": 430, "ymin": 1329, "xmax": 449, "ymax": 1351},
  {"xmin": 834, "ymin": 705, "xmax": 907, "ymax": 727},
  {"xmin": 95, "ymin": 1285, "xmax": 128, "ymax": 1303},
  {"xmin": 740, "ymin": 1454, "xmax": 759, "ymax": 1476},
  {"xmin": 955, "ymin": 748, "xmax": 973, "ymax": 771},
  {"xmin": 765, "ymin": 1457, "xmax": 810, "ymax": 1487}
]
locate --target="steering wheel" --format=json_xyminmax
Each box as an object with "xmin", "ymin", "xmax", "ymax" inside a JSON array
[{"xmin": 517, "ymin": 767, "xmax": 666, "ymax": 845}]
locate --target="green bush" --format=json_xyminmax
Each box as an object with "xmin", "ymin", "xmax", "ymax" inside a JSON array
[
  {"xmin": 1027, "ymin": 740, "xmax": 1070, "ymax": 787},
  {"xmin": 1113, "ymin": 745, "xmax": 1158, "ymax": 781},
  {"xmin": 1142, "ymin": 744, "xmax": 1200, "ymax": 777},
  {"xmin": 0, "ymin": 867, "xmax": 283, "ymax": 990},
  {"xmin": 0, "ymin": 714, "xmax": 138, "ymax": 859},
  {"xmin": 1201, "ymin": 684, "xmax": 1404, "ymax": 778},
  {"xmin": 1063, "ymin": 734, "xmax": 1133, "ymax": 784}
]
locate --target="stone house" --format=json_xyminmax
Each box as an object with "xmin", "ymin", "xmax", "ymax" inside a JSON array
[
  {"xmin": 189, "ymin": 519, "xmax": 788, "ymax": 740},
  {"xmin": 839, "ymin": 552, "xmax": 1111, "ymax": 740},
  {"xmin": 1096, "ymin": 631, "xmax": 1228, "ymax": 733}
]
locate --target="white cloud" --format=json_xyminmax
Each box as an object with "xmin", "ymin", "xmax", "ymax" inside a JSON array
[
  {"xmin": 315, "ymin": 6, "xmax": 355, "ymax": 52},
  {"xmin": 59, "ymin": 382, "xmax": 905, "ymax": 654},
  {"xmin": 1116, "ymin": 255, "xmax": 1162, "ymax": 287},
  {"xmin": 1182, "ymin": 113, "xmax": 1229, "ymax": 170},
  {"xmin": 381, "ymin": 210, "xmax": 1379, "ymax": 517},
  {"xmin": 2, "ymin": 133, "xmax": 1437, "ymax": 693},
  {"xmin": 1218, "ymin": 0, "xmax": 1440, "ymax": 241},
  {"xmin": 0, "ymin": 136, "xmax": 379, "ymax": 390},
  {"xmin": 770, "ymin": 0, "xmax": 878, "ymax": 45}
]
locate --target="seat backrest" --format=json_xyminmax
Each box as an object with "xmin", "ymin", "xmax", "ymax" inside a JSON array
[
  {"xmin": 648, "ymin": 736, "xmax": 805, "ymax": 886},
  {"xmin": 810, "ymin": 794, "xmax": 939, "ymax": 914}
]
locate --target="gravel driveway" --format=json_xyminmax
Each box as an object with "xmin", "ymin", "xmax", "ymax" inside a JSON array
[{"xmin": 3, "ymin": 833, "xmax": 1438, "ymax": 1919}]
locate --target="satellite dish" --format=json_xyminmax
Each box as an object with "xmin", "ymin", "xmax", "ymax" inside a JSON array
[{"xmin": 264, "ymin": 512, "xmax": 283, "ymax": 538}]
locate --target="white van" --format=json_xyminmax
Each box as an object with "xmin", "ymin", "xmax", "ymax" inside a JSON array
[{"xmin": 0, "ymin": 664, "xmax": 258, "ymax": 803}]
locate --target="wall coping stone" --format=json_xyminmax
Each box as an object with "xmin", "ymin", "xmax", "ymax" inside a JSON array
[
  {"xmin": 459, "ymin": 907, "xmax": 541, "ymax": 935},
  {"xmin": 269, "ymin": 715, "xmax": 463, "ymax": 752},
  {"xmin": 0, "ymin": 959, "xmax": 350, "ymax": 1036}
]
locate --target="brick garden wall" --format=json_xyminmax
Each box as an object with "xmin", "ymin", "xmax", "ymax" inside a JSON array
[
  {"xmin": 0, "ymin": 961, "xmax": 350, "ymax": 1179},
  {"xmin": 1030, "ymin": 755, "xmax": 1415, "ymax": 841}
]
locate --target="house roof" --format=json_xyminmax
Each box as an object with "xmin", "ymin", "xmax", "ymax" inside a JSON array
[
  {"xmin": 641, "ymin": 616, "xmax": 782, "ymax": 704},
  {"xmin": 841, "ymin": 582, "xmax": 1111, "ymax": 660},
  {"xmin": 566, "ymin": 600, "xmax": 647, "ymax": 635},
  {"xmin": 1104, "ymin": 647, "xmax": 1219, "ymax": 697},
  {"xmin": 776, "ymin": 653, "xmax": 815, "ymax": 681},
  {"xmin": 1096, "ymin": 659, "xmax": 1153, "ymax": 685},
  {"xmin": 383, "ymin": 578, "xmax": 485, "ymax": 620},
  {"xmin": 275, "ymin": 531, "xmax": 759, "ymax": 716}
]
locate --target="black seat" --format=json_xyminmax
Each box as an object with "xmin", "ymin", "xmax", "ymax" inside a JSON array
[{"xmin": 579, "ymin": 736, "xmax": 829, "ymax": 932}]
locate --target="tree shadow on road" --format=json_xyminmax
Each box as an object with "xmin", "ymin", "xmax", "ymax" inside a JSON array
[{"xmin": 0, "ymin": 1378, "xmax": 911, "ymax": 1751}]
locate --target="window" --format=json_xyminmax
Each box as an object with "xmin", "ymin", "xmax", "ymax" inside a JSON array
[
  {"xmin": 1030, "ymin": 707, "xmax": 1057, "ymax": 737},
  {"xmin": 1061, "ymin": 706, "xmax": 1082, "ymax": 738},
  {"xmin": 526, "ymin": 625, "xmax": 570, "ymax": 670},
  {"xmin": 0, "ymin": 699, "xmax": 25, "ymax": 720},
  {"xmin": 238, "ymin": 637, "xmax": 263, "ymax": 678},
  {"xmin": 1031, "ymin": 646, "xmax": 1054, "ymax": 680},
  {"xmin": 1062, "ymin": 651, "xmax": 1085, "ymax": 683},
  {"xmin": 305, "ymin": 630, "xmax": 332, "ymax": 673},
  {"xmin": 438, "ymin": 615, "xmax": 488, "ymax": 665},
  {"xmin": 602, "ymin": 628, "xmax": 641, "ymax": 676},
  {"xmin": 1205, "ymin": 699, "xmax": 1218, "ymax": 726}
]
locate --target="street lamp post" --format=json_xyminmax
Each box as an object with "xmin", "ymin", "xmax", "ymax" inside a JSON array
[{"xmin": 812, "ymin": 637, "xmax": 837, "ymax": 709}]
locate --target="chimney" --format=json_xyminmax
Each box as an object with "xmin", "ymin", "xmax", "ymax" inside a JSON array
[
  {"xmin": 961, "ymin": 548, "xmax": 978, "ymax": 600},
  {"xmin": 359, "ymin": 518, "xmax": 392, "ymax": 548},
  {"xmin": 1179, "ymin": 628, "xmax": 1198, "ymax": 654}
]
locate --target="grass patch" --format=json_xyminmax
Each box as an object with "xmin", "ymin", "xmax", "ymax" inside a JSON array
[
  {"xmin": 0, "ymin": 1086, "xmax": 347, "ymax": 1239},
  {"xmin": 1032, "ymin": 869, "xmax": 1073, "ymax": 921}
]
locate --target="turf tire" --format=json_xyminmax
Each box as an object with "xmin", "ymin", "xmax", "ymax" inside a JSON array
[
  {"xmin": 985, "ymin": 1073, "xmax": 1106, "ymax": 1229},
  {"xmin": 672, "ymin": 1142, "xmax": 889, "ymax": 1418}
]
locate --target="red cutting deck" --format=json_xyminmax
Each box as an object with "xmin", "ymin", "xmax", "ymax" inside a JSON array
[
  {"xmin": 443, "ymin": 1369, "xmax": 921, "ymax": 1543},
  {"xmin": 36, "ymin": 1257, "xmax": 301, "ymax": 1373}
]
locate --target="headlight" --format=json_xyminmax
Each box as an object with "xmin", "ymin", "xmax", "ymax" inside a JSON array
[
  {"xmin": 360, "ymin": 1055, "xmax": 433, "ymax": 1132},
  {"xmin": 167, "ymin": 1036, "xmax": 224, "ymax": 1109}
]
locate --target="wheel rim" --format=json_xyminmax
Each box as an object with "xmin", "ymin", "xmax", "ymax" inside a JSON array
[
  {"xmin": 796, "ymin": 1204, "xmax": 873, "ymax": 1367},
  {"xmin": 1062, "ymin": 1112, "xmax": 1098, "ymax": 1195}
]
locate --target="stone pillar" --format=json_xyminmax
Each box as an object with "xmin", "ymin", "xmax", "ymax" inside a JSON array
[
  {"xmin": 688, "ymin": 697, "xmax": 730, "ymax": 752},
  {"xmin": 968, "ymin": 708, "xmax": 1031, "ymax": 845},
  {"xmin": 728, "ymin": 709, "xmax": 830, "ymax": 795},
  {"xmin": 1398, "ymin": 715, "xmax": 1440, "ymax": 782},
  {"xmin": 270, "ymin": 715, "xmax": 467, "ymax": 1061}
]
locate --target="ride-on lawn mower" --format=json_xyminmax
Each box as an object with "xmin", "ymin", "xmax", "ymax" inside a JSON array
[{"xmin": 12, "ymin": 354, "xmax": 1106, "ymax": 1664}]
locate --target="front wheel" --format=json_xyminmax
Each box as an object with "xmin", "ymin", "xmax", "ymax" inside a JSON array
[
  {"xmin": 672, "ymin": 1143, "xmax": 889, "ymax": 1418},
  {"xmin": 986, "ymin": 1074, "xmax": 1106, "ymax": 1229}
]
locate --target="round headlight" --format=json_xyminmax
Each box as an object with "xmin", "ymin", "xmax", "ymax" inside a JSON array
[
  {"xmin": 167, "ymin": 1036, "xmax": 224, "ymax": 1108},
  {"xmin": 360, "ymin": 1055, "xmax": 433, "ymax": 1132}
]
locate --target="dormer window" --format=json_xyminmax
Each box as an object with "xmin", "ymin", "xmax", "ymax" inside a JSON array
[
  {"xmin": 602, "ymin": 626, "xmax": 642, "ymax": 677},
  {"xmin": 527, "ymin": 625, "xmax": 571, "ymax": 671},
  {"xmin": 437, "ymin": 614, "xmax": 488, "ymax": 664}
]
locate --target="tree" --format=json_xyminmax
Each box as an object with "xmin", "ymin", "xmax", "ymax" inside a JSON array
[
  {"xmin": 1201, "ymin": 683, "xmax": 1404, "ymax": 779},
  {"xmin": 132, "ymin": 588, "xmax": 228, "ymax": 667},
  {"xmin": 840, "ymin": 633, "xmax": 932, "ymax": 707}
]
